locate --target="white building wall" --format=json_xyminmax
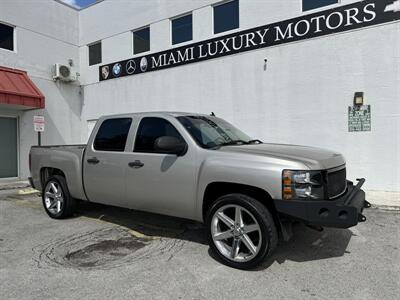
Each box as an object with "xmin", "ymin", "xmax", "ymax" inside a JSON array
[
  {"xmin": 0, "ymin": 0, "xmax": 83, "ymax": 179},
  {"xmin": 78, "ymin": 0, "xmax": 400, "ymax": 192},
  {"xmin": 0, "ymin": 0, "xmax": 398, "ymax": 194}
]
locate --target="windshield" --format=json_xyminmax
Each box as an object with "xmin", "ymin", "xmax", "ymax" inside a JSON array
[{"xmin": 177, "ymin": 115, "xmax": 254, "ymax": 149}]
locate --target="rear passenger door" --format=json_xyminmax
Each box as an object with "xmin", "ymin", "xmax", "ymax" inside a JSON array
[
  {"xmin": 124, "ymin": 117, "xmax": 197, "ymax": 219},
  {"xmin": 84, "ymin": 117, "xmax": 133, "ymax": 206}
]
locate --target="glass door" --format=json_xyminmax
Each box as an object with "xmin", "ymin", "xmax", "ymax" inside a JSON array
[{"xmin": 0, "ymin": 117, "xmax": 18, "ymax": 178}]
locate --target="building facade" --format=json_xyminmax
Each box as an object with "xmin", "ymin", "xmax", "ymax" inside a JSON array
[{"xmin": 0, "ymin": 0, "xmax": 399, "ymax": 196}]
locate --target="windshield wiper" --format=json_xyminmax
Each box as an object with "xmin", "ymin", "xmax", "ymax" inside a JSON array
[
  {"xmin": 248, "ymin": 139, "xmax": 263, "ymax": 144},
  {"xmin": 218, "ymin": 140, "xmax": 250, "ymax": 147},
  {"xmin": 218, "ymin": 139, "xmax": 263, "ymax": 147}
]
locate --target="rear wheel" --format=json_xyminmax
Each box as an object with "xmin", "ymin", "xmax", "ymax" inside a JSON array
[
  {"xmin": 42, "ymin": 175, "xmax": 76, "ymax": 219},
  {"xmin": 206, "ymin": 194, "xmax": 278, "ymax": 269}
]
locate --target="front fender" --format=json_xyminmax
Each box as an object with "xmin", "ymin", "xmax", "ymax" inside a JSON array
[{"xmin": 195, "ymin": 154, "xmax": 307, "ymax": 221}]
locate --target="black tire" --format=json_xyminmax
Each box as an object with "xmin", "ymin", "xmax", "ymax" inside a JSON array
[
  {"xmin": 42, "ymin": 175, "xmax": 76, "ymax": 219},
  {"xmin": 206, "ymin": 193, "xmax": 278, "ymax": 270}
]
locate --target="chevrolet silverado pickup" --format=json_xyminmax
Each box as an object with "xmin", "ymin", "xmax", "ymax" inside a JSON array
[{"xmin": 29, "ymin": 112, "xmax": 370, "ymax": 269}]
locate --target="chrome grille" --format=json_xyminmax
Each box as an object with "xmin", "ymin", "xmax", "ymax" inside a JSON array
[{"xmin": 327, "ymin": 167, "xmax": 346, "ymax": 198}]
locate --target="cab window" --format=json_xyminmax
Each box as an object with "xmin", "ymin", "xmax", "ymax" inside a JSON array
[
  {"xmin": 93, "ymin": 118, "xmax": 132, "ymax": 151},
  {"xmin": 135, "ymin": 117, "xmax": 184, "ymax": 153}
]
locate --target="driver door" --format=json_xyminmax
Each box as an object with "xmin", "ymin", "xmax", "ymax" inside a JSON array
[{"xmin": 123, "ymin": 117, "xmax": 197, "ymax": 219}]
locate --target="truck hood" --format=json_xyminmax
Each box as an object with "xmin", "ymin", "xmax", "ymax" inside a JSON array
[{"xmin": 219, "ymin": 143, "xmax": 345, "ymax": 170}]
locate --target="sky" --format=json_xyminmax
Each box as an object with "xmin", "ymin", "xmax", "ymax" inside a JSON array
[{"xmin": 61, "ymin": 0, "xmax": 98, "ymax": 9}]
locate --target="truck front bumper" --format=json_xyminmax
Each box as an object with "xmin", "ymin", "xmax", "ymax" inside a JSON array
[{"xmin": 274, "ymin": 179, "xmax": 370, "ymax": 228}]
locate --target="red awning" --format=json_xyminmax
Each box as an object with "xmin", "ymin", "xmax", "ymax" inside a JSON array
[{"xmin": 0, "ymin": 66, "xmax": 45, "ymax": 109}]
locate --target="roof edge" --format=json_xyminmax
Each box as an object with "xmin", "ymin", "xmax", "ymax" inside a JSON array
[
  {"xmin": 53, "ymin": 0, "xmax": 79, "ymax": 11},
  {"xmin": 53, "ymin": 0, "xmax": 105, "ymax": 11},
  {"xmin": 78, "ymin": 0, "xmax": 105, "ymax": 11}
]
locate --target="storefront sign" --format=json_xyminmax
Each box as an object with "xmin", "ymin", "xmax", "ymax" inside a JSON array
[
  {"xmin": 348, "ymin": 105, "xmax": 371, "ymax": 132},
  {"xmin": 99, "ymin": 0, "xmax": 399, "ymax": 81},
  {"xmin": 33, "ymin": 116, "xmax": 45, "ymax": 132}
]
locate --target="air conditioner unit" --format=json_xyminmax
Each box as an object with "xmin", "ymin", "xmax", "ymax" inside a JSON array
[{"xmin": 54, "ymin": 63, "xmax": 77, "ymax": 82}]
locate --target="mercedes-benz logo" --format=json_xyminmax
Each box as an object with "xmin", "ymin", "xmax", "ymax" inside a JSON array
[{"xmin": 126, "ymin": 60, "xmax": 136, "ymax": 75}]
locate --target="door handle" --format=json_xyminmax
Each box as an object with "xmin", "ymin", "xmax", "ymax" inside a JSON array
[
  {"xmin": 128, "ymin": 160, "xmax": 144, "ymax": 168},
  {"xmin": 87, "ymin": 157, "xmax": 100, "ymax": 164}
]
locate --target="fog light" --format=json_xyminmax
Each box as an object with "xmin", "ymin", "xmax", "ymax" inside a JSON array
[
  {"xmin": 319, "ymin": 208, "xmax": 329, "ymax": 218},
  {"xmin": 338, "ymin": 210, "xmax": 348, "ymax": 220}
]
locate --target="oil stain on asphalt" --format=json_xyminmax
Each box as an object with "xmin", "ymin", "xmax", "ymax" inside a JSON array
[
  {"xmin": 32, "ymin": 227, "xmax": 186, "ymax": 270},
  {"xmin": 64, "ymin": 236, "xmax": 148, "ymax": 268}
]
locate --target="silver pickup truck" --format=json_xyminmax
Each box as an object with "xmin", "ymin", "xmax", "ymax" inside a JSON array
[{"xmin": 29, "ymin": 112, "xmax": 370, "ymax": 269}]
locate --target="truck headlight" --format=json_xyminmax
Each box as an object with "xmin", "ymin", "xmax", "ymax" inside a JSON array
[{"xmin": 282, "ymin": 170, "xmax": 324, "ymax": 200}]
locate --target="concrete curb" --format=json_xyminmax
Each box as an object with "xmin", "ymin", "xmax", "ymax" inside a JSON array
[
  {"xmin": 366, "ymin": 190, "xmax": 399, "ymax": 209},
  {"xmin": 371, "ymin": 204, "xmax": 400, "ymax": 211},
  {"xmin": 18, "ymin": 188, "xmax": 40, "ymax": 195},
  {"xmin": 0, "ymin": 181, "xmax": 30, "ymax": 191}
]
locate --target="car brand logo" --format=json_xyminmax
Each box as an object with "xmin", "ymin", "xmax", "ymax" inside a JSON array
[
  {"xmin": 112, "ymin": 63, "xmax": 122, "ymax": 76},
  {"xmin": 140, "ymin": 57, "xmax": 148, "ymax": 72},
  {"xmin": 385, "ymin": 0, "xmax": 400, "ymax": 12},
  {"xmin": 101, "ymin": 66, "xmax": 110, "ymax": 79},
  {"xmin": 126, "ymin": 60, "xmax": 136, "ymax": 75}
]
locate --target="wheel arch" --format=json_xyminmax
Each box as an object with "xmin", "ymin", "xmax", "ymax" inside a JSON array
[
  {"xmin": 39, "ymin": 166, "xmax": 86, "ymax": 201},
  {"xmin": 202, "ymin": 182, "xmax": 282, "ymax": 234},
  {"xmin": 40, "ymin": 167, "xmax": 66, "ymax": 188}
]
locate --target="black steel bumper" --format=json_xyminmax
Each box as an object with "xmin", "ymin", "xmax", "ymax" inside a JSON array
[{"xmin": 274, "ymin": 179, "xmax": 370, "ymax": 228}]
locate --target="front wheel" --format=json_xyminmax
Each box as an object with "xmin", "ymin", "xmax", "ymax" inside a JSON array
[
  {"xmin": 42, "ymin": 175, "xmax": 76, "ymax": 219},
  {"xmin": 206, "ymin": 194, "xmax": 278, "ymax": 269}
]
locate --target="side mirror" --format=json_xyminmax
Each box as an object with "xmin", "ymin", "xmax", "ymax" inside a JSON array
[{"xmin": 154, "ymin": 136, "xmax": 187, "ymax": 156}]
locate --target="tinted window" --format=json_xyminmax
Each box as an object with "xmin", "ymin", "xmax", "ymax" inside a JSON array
[
  {"xmin": 172, "ymin": 14, "xmax": 193, "ymax": 45},
  {"xmin": 135, "ymin": 117, "xmax": 184, "ymax": 153},
  {"xmin": 0, "ymin": 23, "xmax": 14, "ymax": 51},
  {"xmin": 94, "ymin": 118, "xmax": 132, "ymax": 151},
  {"xmin": 303, "ymin": 0, "xmax": 338, "ymax": 11},
  {"xmin": 214, "ymin": 0, "xmax": 239, "ymax": 34},
  {"xmin": 89, "ymin": 41, "xmax": 102, "ymax": 66},
  {"xmin": 133, "ymin": 27, "xmax": 150, "ymax": 54}
]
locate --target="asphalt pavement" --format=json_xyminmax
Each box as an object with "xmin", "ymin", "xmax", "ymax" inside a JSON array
[{"xmin": 0, "ymin": 191, "xmax": 399, "ymax": 300}]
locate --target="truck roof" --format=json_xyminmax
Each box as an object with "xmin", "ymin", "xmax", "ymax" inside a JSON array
[{"xmin": 98, "ymin": 111, "xmax": 212, "ymax": 119}]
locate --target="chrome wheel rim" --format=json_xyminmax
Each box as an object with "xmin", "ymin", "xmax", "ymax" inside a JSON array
[
  {"xmin": 44, "ymin": 181, "xmax": 64, "ymax": 215},
  {"xmin": 211, "ymin": 204, "xmax": 263, "ymax": 262}
]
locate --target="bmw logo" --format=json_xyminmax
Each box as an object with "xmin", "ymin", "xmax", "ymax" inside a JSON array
[
  {"xmin": 126, "ymin": 60, "xmax": 136, "ymax": 75},
  {"xmin": 112, "ymin": 63, "xmax": 122, "ymax": 76},
  {"xmin": 140, "ymin": 57, "xmax": 148, "ymax": 72}
]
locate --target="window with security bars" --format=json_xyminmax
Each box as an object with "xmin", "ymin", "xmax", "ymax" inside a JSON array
[
  {"xmin": 88, "ymin": 41, "xmax": 102, "ymax": 66},
  {"xmin": 0, "ymin": 23, "xmax": 14, "ymax": 51},
  {"xmin": 302, "ymin": 0, "xmax": 338, "ymax": 11},
  {"xmin": 172, "ymin": 14, "xmax": 193, "ymax": 45},
  {"xmin": 133, "ymin": 27, "xmax": 150, "ymax": 54}
]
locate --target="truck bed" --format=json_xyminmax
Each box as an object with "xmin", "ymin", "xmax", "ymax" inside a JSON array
[{"xmin": 30, "ymin": 144, "xmax": 88, "ymax": 200}]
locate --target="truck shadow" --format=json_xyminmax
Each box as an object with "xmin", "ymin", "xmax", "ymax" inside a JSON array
[
  {"xmin": 76, "ymin": 201, "xmax": 354, "ymax": 269},
  {"xmin": 76, "ymin": 201, "xmax": 208, "ymax": 245},
  {"xmin": 258, "ymin": 225, "xmax": 354, "ymax": 270}
]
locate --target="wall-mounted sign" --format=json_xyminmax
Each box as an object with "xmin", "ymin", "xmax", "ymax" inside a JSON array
[
  {"xmin": 33, "ymin": 115, "xmax": 45, "ymax": 132},
  {"xmin": 99, "ymin": 0, "xmax": 399, "ymax": 81},
  {"xmin": 348, "ymin": 105, "xmax": 371, "ymax": 132}
]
